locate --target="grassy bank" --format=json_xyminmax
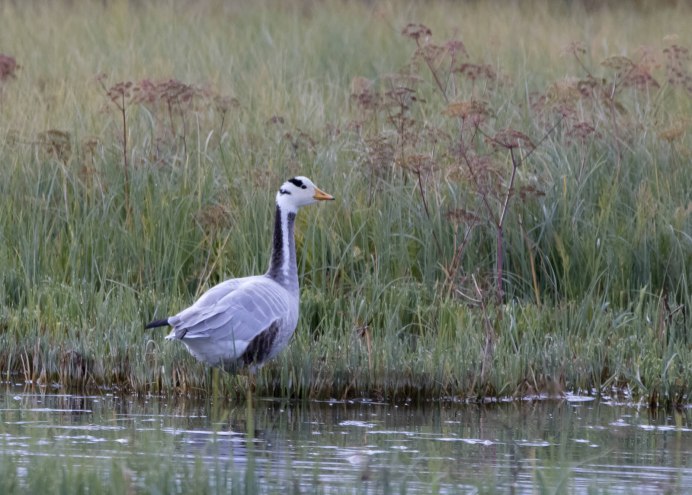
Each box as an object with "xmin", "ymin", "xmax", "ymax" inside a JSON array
[{"xmin": 0, "ymin": 0, "xmax": 690, "ymax": 405}]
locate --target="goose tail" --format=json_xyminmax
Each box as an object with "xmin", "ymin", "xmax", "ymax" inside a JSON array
[{"xmin": 145, "ymin": 318, "xmax": 170, "ymax": 329}]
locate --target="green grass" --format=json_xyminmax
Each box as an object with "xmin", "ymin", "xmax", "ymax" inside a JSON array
[{"xmin": 0, "ymin": 0, "xmax": 690, "ymax": 405}]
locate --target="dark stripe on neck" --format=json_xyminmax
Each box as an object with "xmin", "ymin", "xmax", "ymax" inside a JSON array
[{"xmin": 267, "ymin": 204, "xmax": 296, "ymax": 281}]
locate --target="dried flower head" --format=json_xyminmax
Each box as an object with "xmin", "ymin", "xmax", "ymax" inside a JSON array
[
  {"xmin": 658, "ymin": 120, "xmax": 688, "ymax": 143},
  {"xmin": 547, "ymin": 78, "xmax": 583, "ymax": 103},
  {"xmin": 415, "ymin": 43, "xmax": 446, "ymax": 68},
  {"xmin": 598, "ymin": 55, "xmax": 660, "ymax": 90},
  {"xmin": 129, "ymin": 78, "xmax": 212, "ymax": 112},
  {"xmin": 635, "ymin": 45, "xmax": 660, "ymax": 71},
  {"xmin": 562, "ymin": 41, "xmax": 588, "ymax": 58},
  {"xmin": 385, "ymin": 85, "xmax": 419, "ymax": 110},
  {"xmin": 566, "ymin": 121, "xmax": 601, "ymax": 143},
  {"xmin": 402, "ymin": 23, "xmax": 432, "ymax": 42},
  {"xmin": 455, "ymin": 63, "xmax": 497, "ymax": 84},
  {"xmin": 444, "ymin": 40, "xmax": 468, "ymax": 59},
  {"xmin": 518, "ymin": 185, "xmax": 546, "ymax": 201},
  {"xmin": 267, "ymin": 115, "xmax": 285, "ymax": 126},
  {"xmin": 396, "ymin": 153, "xmax": 435, "ymax": 175},
  {"xmin": 38, "ymin": 129, "xmax": 72, "ymax": 163},
  {"xmin": 361, "ymin": 135, "xmax": 395, "ymax": 175},
  {"xmin": 663, "ymin": 43, "xmax": 692, "ymax": 92},
  {"xmin": 445, "ymin": 208, "xmax": 481, "ymax": 226},
  {"xmin": 487, "ymin": 129, "xmax": 535, "ymax": 151},
  {"xmin": 350, "ymin": 76, "xmax": 379, "ymax": 110},
  {"xmin": 443, "ymin": 99, "xmax": 492, "ymax": 125},
  {"xmin": 107, "ymin": 81, "xmax": 133, "ymax": 104},
  {"xmin": 0, "ymin": 54, "xmax": 19, "ymax": 82},
  {"xmin": 601, "ymin": 55, "xmax": 635, "ymax": 72},
  {"xmin": 196, "ymin": 203, "xmax": 232, "ymax": 232},
  {"xmin": 214, "ymin": 95, "xmax": 239, "ymax": 114}
]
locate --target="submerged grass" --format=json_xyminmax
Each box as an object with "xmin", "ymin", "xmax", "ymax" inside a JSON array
[{"xmin": 0, "ymin": 0, "xmax": 690, "ymax": 405}]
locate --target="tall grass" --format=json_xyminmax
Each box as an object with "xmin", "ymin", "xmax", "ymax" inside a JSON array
[{"xmin": 0, "ymin": 0, "xmax": 690, "ymax": 405}]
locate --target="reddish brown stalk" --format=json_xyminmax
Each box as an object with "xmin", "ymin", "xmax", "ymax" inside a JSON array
[
  {"xmin": 494, "ymin": 149, "xmax": 520, "ymax": 302},
  {"xmin": 414, "ymin": 37, "xmax": 450, "ymax": 104},
  {"xmin": 120, "ymin": 91, "xmax": 131, "ymax": 223}
]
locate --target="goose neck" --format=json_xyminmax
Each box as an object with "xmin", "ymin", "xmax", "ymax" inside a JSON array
[{"xmin": 267, "ymin": 204, "xmax": 298, "ymax": 289}]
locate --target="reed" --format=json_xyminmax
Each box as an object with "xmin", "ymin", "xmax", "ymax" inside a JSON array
[{"xmin": 0, "ymin": 0, "xmax": 689, "ymax": 405}]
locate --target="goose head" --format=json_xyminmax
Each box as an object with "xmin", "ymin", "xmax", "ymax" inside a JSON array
[{"xmin": 276, "ymin": 176, "xmax": 334, "ymax": 212}]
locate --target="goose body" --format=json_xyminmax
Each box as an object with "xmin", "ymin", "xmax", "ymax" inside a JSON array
[{"xmin": 146, "ymin": 176, "xmax": 334, "ymax": 372}]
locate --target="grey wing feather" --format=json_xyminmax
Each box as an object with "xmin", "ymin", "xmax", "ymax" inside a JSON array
[
  {"xmin": 168, "ymin": 276, "xmax": 292, "ymax": 344},
  {"xmin": 167, "ymin": 276, "xmax": 251, "ymax": 331},
  {"xmin": 187, "ymin": 276, "xmax": 251, "ymax": 309}
]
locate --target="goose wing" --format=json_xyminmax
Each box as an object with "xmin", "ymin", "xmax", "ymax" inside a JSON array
[
  {"xmin": 166, "ymin": 275, "xmax": 293, "ymax": 347},
  {"xmin": 184, "ymin": 276, "xmax": 253, "ymax": 310}
]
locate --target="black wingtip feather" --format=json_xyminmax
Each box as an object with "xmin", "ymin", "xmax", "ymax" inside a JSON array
[{"xmin": 144, "ymin": 318, "xmax": 170, "ymax": 329}]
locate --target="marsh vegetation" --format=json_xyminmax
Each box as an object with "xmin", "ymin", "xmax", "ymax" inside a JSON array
[{"xmin": 0, "ymin": 0, "xmax": 690, "ymax": 405}]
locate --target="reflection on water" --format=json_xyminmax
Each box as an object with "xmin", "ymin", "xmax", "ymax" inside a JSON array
[{"xmin": 1, "ymin": 387, "xmax": 691, "ymax": 493}]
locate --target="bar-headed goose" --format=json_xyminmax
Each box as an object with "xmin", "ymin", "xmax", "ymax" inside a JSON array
[{"xmin": 146, "ymin": 176, "xmax": 334, "ymax": 372}]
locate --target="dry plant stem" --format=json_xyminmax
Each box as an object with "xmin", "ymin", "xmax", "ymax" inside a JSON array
[
  {"xmin": 572, "ymin": 51, "xmax": 594, "ymax": 79},
  {"xmin": 456, "ymin": 122, "xmax": 502, "ymax": 297},
  {"xmin": 459, "ymin": 121, "xmax": 497, "ymax": 222},
  {"xmin": 443, "ymin": 224, "xmax": 474, "ymax": 297},
  {"xmin": 166, "ymin": 100, "xmax": 177, "ymax": 140},
  {"xmin": 218, "ymin": 108, "xmax": 227, "ymax": 138},
  {"xmin": 465, "ymin": 119, "xmax": 562, "ymax": 302},
  {"xmin": 100, "ymin": 77, "xmax": 132, "ymax": 224},
  {"xmin": 605, "ymin": 91, "xmax": 623, "ymax": 176},
  {"xmin": 573, "ymin": 49, "xmax": 642, "ymax": 178},
  {"xmin": 494, "ymin": 149, "xmax": 520, "ymax": 302},
  {"xmin": 179, "ymin": 102, "xmax": 189, "ymax": 156},
  {"xmin": 120, "ymin": 91, "xmax": 131, "ymax": 223},
  {"xmin": 414, "ymin": 37, "xmax": 449, "ymax": 103},
  {"xmin": 606, "ymin": 56, "xmax": 645, "ymax": 176},
  {"xmin": 497, "ymin": 149, "xmax": 519, "ymax": 232}
]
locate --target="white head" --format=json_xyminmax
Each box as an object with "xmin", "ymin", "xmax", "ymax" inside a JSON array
[{"xmin": 276, "ymin": 176, "xmax": 334, "ymax": 213}]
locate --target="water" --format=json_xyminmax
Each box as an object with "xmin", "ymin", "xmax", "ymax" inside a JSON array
[{"xmin": 1, "ymin": 387, "xmax": 691, "ymax": 494}]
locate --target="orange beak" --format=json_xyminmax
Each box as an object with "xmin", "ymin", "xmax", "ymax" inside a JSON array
[{"xmin": 313, "ymin": 187, "xmax": 335, "ymax": 201}]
